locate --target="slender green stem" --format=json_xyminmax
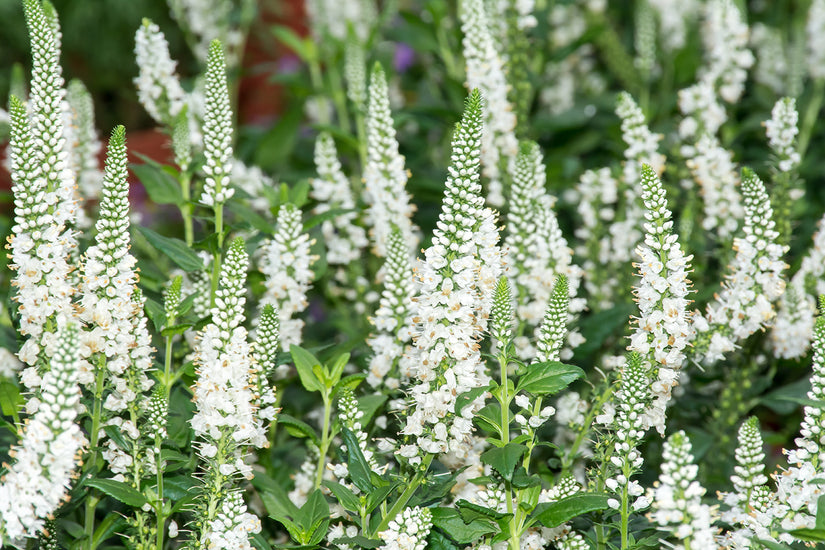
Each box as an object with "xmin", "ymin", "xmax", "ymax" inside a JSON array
[
  {"xmin": 354, "ymin": 110, "xmax": 367, "ymax": 175},
  {"xmin": 620, "ymin": 482, "xmax": 629, "ymax": 549},
  {"xmin": 84, "ymin": 360, "xmax": 107, "ymax": 550},
  {"xmin": 179, "ymin": 172, "xmax": 193, "ymax": 247},
  {"xmin": 155, "ymin": 434, "xmax": 165, "ymax": 550},
  {"xmin": 327, "ymin": 63, "xmax": 351, "ymax": 133},
  {"xmin": 314, "ymin": 393, "xmax": 332, "ymax": 489},
  {"xmin": 798, "ymin": 78, "xmax": 825, "ymax": 160},
  {"xmin": 561, "ymin": 384, "xmax": 614, "ymax": 475},
  {"xmin": 163, "ymin": 335, "xmax": 174, "ymax": 399},
  {"xmin": 372, "ymin": 453, "xmax": 434, "ymax": 536}
]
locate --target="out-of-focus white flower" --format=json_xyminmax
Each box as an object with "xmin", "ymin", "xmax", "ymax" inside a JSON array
[
  {"xmin": 807, "ymin": 0, "xmax": 825, "ymax": 80},
  {"xmin": 647, "ymin": 431, "xmax": 719, "ymax": 548},
  {"xmin": 257, "ymin": 204, "xmax": 317, "ymax": 347},
  {"xmin": 363, "ymin": 64, "xmax": 418, "ymax": 258},
  {"xmin": 700, "ymin": 0, "xmax": 754, "ymax": 104},
  {"xmin": 764, "ymin": 97, "xmax": 801, "ymax": 174},
  {"xmin": 134, "ymin": 19, "xmax": 187, "ymax": 126},
  {"xmin": 460, "ymin": 0, "xmax": 518, "ymax": 207}
]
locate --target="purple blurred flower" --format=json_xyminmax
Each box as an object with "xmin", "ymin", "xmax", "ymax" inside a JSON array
[{"xmin": 394, "ymin": 43, "xmax": 415, "ymax": 73}]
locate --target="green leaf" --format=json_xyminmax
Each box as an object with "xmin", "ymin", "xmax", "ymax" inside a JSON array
[
  {"xmin": 163, "ymin": 475, "xmax": 198, "ymax": 501},
  {"xmin": 427, "ymin": 530, "xmax": 461, "ymax": 550},
  {"xmin": 136, "ymin": 227, "xmax": 203, "ymax": 272},
  {"xmin": 277, "ymin": 413, "xmax": 321, "ymax": 445},
  {"xmin": 357, "ymin": 394, "xmax": 388, "ymax": 427},
  {"xmin": 787, "ymin": 528, "xmax": 825, "ymax": 542},
  {"xmin": 341, "ymin": 426, "xmax": 375, "ymax": 493},
  {"xmin": 511, "ymin": 467, "xmax": 541, "ymax": 489},
  {"xmin": 297, "ymin": 489, "xmax": 330, "ymax": 545},
  {"xmin": 132, "ymin": 162, "xmax": 183, "ymax": 205},
  {"xmin": 480, "ymin": 443, "xmax": 527, "ymax": 482},
  {"xmin": 290, "ymin": 345, "xmax": 325, "ymax": 394},
  {"xmin": 92, "ymin": 513, "xmax": 126, "ymax": 548},
  {"xmin": 529, "ymin": 493, "xmax": 610, "ymax": 529},
  {"xmin": 144, "ymin": 297, "xmax": 166, "ymax": 332},
  {"xmin": 753, "ymin": 539, "xmax": 795, "ymax": 550},
  {"xmin": 430, "ymin": 508, "xmax": 499, "ymax": 544},
  {"xmin": 0, "ymin": 380, "xmax": 21, "ymax": 417},
  {"xmin": 761, "ymin": 377, "xmax": 811, "ymax": 414},
  {"xmin": 455, "ymin": 385, "xmax": 489, "ymax": 416},
  {"xmin": 516, "ymin": 361, "xmax": 584, "ymax": 396},
  {"xmin": 365, "ymin": 483, "xmax": 396, "ymax": 514},
  {"xmin": 161, "ymin": 323, "xmax": 193, "ymax": 337},
  {"xmin": 85, "ymin": 479, "xmax": 147, "ymax": 508},
  {"xmin": 475, "ymin": 403, "xmax": 504, "ymax": 436},
  {"xmin": 271, "ymin": 25, "xmax": 314, "ymax": 61},
  {"xmin": 323, "ymin": 480, "xmax": 361, "ymax": 513},
  {"xmin": 455, "ymin": 500, "xmax": 511, "ymax": 523},
  {"xmin": 250, "ymin": 532, "xmax": 274, "ymax": 550}
]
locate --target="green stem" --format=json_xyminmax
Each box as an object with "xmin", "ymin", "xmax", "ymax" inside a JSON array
[
  {"xmin": 314, "ymin": 393, "xmax": 332, "ymax": 489},
  {"xmin": 561, "ymin": 384, "xmax": 614, "ymax": 475},
  {"xmin": 155, "ymin": 434, "xmax": 165, "ymax": 550},
  {"xmin": 354, "ymin": 110, "xmax": 367, "ymax": 177},
  {"xmin": 179, "ymin": 172, "xmax": 193, "ymax": 247},
  {"xmin": 798, "ymin": 78, "xmax": 825, "ymax": 161},
  {"xmin": 498, "ymin": 354, "xmax": 519, "ymax": 550},
  {"xmin": 372, "ymin": 453, "xmax": 434, "ymax": 536},
  {"xmin": 620, "ymin": 483, "xmax": 629, "ymax": 549},
  {"xmin": 328, "ymin": 62, "xmax": 351, "ymax": 133},
  {"xmin": 84, "ymin": 359, "xmax": 107, "ymax": 550},
  {"xmin": 163, "ymin": 335, "xmax": 174, "ymax": 399}
]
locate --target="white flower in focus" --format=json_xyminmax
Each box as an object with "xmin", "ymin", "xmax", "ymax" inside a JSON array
[
  {"xmin": 378, "ymin": 506, "xmax": 432, "ymax": 550},
  {"xmin": 199, "ymin": 40, "xmax": 235, "ymax": 208}
]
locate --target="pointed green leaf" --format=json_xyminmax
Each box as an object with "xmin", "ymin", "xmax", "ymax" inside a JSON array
[
  {"xmin": 341, "ymin": 426, "xmax": 374, "ymax": 493},
  {"xmin": 516, "ymin": 361, "xmax": 584, "ymax": 396},
  {"xmin": 136, "ymin": 227, "xmax": 203, "ymax": 272},
  {"xmin": 529, "ymin": 493, "xmax": 610, "ymax": 529},
  {"xmin": 480, "ymin": 443, "xmax": 527, "ymax": 482},
  {"xmin": 290, "ymin": 345, "xmax": 325, "ymax": 394},
  {"xmin": 85, "ymin": 479, "xmax": 147, "ymax": 508}
]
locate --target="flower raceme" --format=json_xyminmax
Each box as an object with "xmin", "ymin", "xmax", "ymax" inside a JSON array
[{"xmin": 400, "ymin": 89, "xmax": 502, "ymax": 462}]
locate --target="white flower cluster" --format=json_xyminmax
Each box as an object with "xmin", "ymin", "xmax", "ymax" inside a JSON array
[
  {"xmin": 345, "ymin": 38, "xmax": 366, "ymax": 112},
  {"xmin": 65, "ymin": 80, "xmax": 103, "ymax": 200},
  {"xmin": 363, "ymin": 64, "xmax": 418, "ymax": 257},
  {"xmin": 692, "ymin": 169, "xmax": 787, "ymax": 364},
  {"xmin": 772, "ymin": 212, "xmax": 825, "ymax": 358},
  {"xmin": 678, "ymin": 80, "xmax": 728, "ymax": 141},
  {"xmin": 538, "ymin": 475, "xmax": 589, "ymax": 550},
  {"xmin": 305, "ymin": 0, "xmax": 376, "ymax": 43},
  {"xmin": 251, "ymin": 305, "xmax": 279, "ymax": 423},
  {"xmin": 504, "ymin": 143, "xmax": 584, "ymax": 359},
  {"xmin": 573, "ymin": 167, "xmax": 629, "ymax": 309},
  {"xmin": 378, "ymin": 506, "xmax": 432, "ymax": 550},
  {"xmin": 0, "ymin": 321, "xmax": 86, "ymax": 544},
  {"xmin": 232, "ymin": 159, "xmax": 274, "ymax": 213},
  {"xmin": 199, "ymin": 40, "xmax": 235, "ymax": 208},
  {"xmin": 539, "ymin": 3, "xmax": 606, "ymax": 116},
  {"xmin": 133, "ymin": 19, "xmax": 187, "ymax": 126},
  {"xmin": 628, "ymin": 165, "xmax": 693, "ymax": 435},
  {"xmin": 764, "ymin": 97, "xmax": 800, "ymax": 173},
  {"xmin": 648, "ymin": 0, "xmax": 700, "ymax": 52},
  {"xmin": 192, "ymin": 238, "xmax": 268, "ymax": 458},
  {"xmin": 311, "ymin": 132, "xmax": 368, "ymax": 265},
  {"xmin": 167, "ymin": 0, "xmax": 243, "ymax": 65},
  {"xmin": 257, "ymin": 204, "xmax": 317, "ymax": 347},
  {"xmin": 535, "ymin": 275, "xmax": 569, "ymax": 364},
  {"xmin": 339, "ymin": 388, "xmax": 378, "ymax": 471},
  {"xmin": 367, "ymin": 228, "xmax": 417, "ymax": 389},
  {"xmin": 77, "ymin": 127, "xmax": 155, "ymax": 474},
  {"xmin": 204, "ymin": 491, "xmax": 262, "ymax": 550},
  {"xmin": 807, "ymin": 0, "xmax": 825, "ymax": 80},
  {"xmin": 647, "ymin": 431, "xmax": 718, "ymax": 549},
  {"xmin": 8, "ymin": 3, "xmax": 79, "ymax": 377},
  {"xmin": 700, "ymin": 0, "xmax": 754, "ymax": 104},
  {"xmin": 616, "ymin": 92, "xmax": 665, "ymax": 187},
  {"xmin": 599, "ymin": 356, "xmax": 650, "ymax": 514},
  {"xmin": 719, "ymin": 417, "xmax": 772, "ymax": 545},
  {"xmin": 774, "ymin": 305, "xmax": 825, "ymax": 534},
  {"xmin": 684, "ymin": 134, "xmax": 743, "ymax": 239},
  {"xmin": 400, "ymin": 91, "xmax": 502, "ymax": 461},
  {"xmin": 750, "ymin": 23, "xmax": 789, "ymax": 95},
  {"xmin": 460, "ymin": 0, "xmax": 518, "ymax": 208}
]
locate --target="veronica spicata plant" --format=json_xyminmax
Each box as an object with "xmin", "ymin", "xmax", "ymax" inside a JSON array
[{"xmin": 7, "ymin": 1, "xmax": 825, "ymax": 550}]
